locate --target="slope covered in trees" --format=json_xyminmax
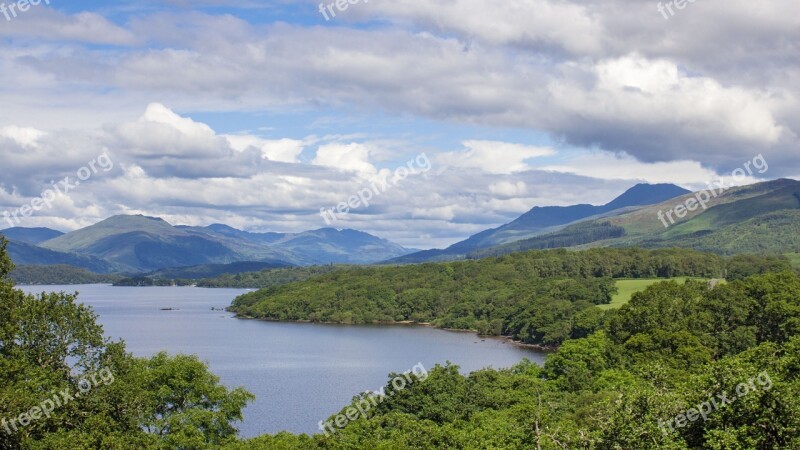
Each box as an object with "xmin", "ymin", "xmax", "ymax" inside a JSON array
[
  {"xmin": 231, "ymin": 248, "xmax": 728, "ymax": 347},
  {"xmin": 9, "ymin": 264, "xmax": 124, "ymax": 285},
  {"xmin": 3, "ymin": 236, "xmax": 799, "ymax": 449},
  {"xmin": 237, "ymin": 271, "xmax": 800, "ymax": 449}
]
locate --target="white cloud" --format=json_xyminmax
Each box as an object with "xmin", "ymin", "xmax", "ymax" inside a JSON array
[
  {"xmin": 438, "ymin": 140, "xmax": 555, "ymax": 174},
  {"xmin": 540, "ymin": 151, "xmax": 719, "ymax": 185},
  {"xmin": 489, "ymin": 181, "xmax": 527, "ymax": 197},
  {"xmin": 226, "ymin": 135, "xmax": 305, "ymax": 163},
  {"xmin": 0, "ymin": 2, "xmax": 798, "ymax": 248},
  {"xmin": 348, "ymin": 0, "xmax": 604, "ymax": 55},
  {"xmin": 0, "ymin": 126, "xmax": 46, "ymax": 147},
  {"xmin": 110, "ymin": 103, "xmax": 228, "ymax": 159},
  {"xmin": 0, "ymin": 10, "xmax": 137, "ymax": 45},
  {"xmin": 312, "ymin": 143, "xmax": 377, "ymax": 175}
]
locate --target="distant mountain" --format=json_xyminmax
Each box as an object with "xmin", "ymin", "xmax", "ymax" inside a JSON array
[
  {"xmin": 5, "ymin": 239, "xmax": 115, "ymax": 273},
  {"xmin": 0, "ymin": 227, "xmax": 64, "ymax": 244},
  {"xmin": 192, "ymin": 224, "xmax": 285, "ymax": 245},
  {"xmin": 389, "ymin": 183, "xmax": 691, "ymax": 263},
  {"xmin": 40, "ymin": 215, "xmax": 245, "ymax": 272},
  {"xmin": 36, "ymin": 215, "xmax": 413, "ymax": 272},
  {"xmin": 270, "ymin": 228, "xmax": 414, "ymax": 264},
  {"xmin": 177, "ymin": 224, "xmax": 414, "ymax": 266},
  {"xmin": 470, "ymin": 179, "xmax": 800, "ymax": 258}
]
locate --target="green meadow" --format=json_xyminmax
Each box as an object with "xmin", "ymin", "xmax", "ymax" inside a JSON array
[
  {"xmin": 787, "ymin": 253, "xmax": 800, "ymax": 269},
  {"xmin": 598, "ymin": 277, "xmax": 706, "ymax": 310}
]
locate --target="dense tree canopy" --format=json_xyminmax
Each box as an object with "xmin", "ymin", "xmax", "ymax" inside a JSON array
[
  {"xmin": 231, "ymin": 248, "xmax": 730, "ymax": 346},
  {"xmin": 3, "ymin": 236, "xmax": 798, "ymax": 449},
  {"xmin": 235, "ymin": 271, "xmax": 800, "ymax": 449},
  {"xmin": 0, "ymin": 239, "xmax": 253, "ymax": 449}
]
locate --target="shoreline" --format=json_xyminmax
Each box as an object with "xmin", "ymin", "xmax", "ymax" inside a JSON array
[{"xmin": 232, "ymin": 313, "xmax": 557, "ymax": 352}]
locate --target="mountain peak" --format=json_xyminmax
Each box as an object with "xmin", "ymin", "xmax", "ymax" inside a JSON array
[
  {"xmin": 603, "ymin": 183, "xmax": 691, "ymax": 211},
  {"xmin": 93, "ymin": 214, "xmax": 173, "ymax": 229}
]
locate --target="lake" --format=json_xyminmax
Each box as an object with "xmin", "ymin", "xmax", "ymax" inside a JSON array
[{"xmin": 18, "ymin": 284, "xmax": 547, "ymax": 438}]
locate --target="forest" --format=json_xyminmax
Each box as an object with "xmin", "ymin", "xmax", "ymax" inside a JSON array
[
  {"xmin": 230, "ymin": 248, "xmax": 790, "ymax": 347},
  {"xmin": 238, "ymin": 270, "xmax": 800, "ymax": 449},
  {"xmin": 2, "ymin": 240, "xmax": 798, "ymax": 448}
]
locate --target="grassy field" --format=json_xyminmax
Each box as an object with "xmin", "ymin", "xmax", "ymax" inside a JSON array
[
  {"xmin": 787, "ymin": 253, "xmax": 800, "ymax": 269},
  {"xmin": 598, "ymin": 277, "xmax": 702, "ymax": 310}
]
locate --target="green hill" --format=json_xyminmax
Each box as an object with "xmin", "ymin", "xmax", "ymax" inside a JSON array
[
  {"xmin": 231, "ymin": 248, "xmax": 727, "ymax": 347},
  {"xmin": 9, "ymin": 265, "xmax": 123, "ymax": 285},
  {"xmin": 37, "ymin": 215, "xmax": 413, "ymax": 272},
  {"xmin": 388, "ymin": 183, "xmax": 690, "ymax": 263},
  {"xmin": 471, "ymin": 179, "xmax": 800, "ymax": 258}
]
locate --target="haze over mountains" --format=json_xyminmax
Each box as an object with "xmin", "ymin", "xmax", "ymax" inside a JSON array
[
  {"xmin": 389, "ymin": 183, "xmax": 692, "ymax": 263},
  {"xmin": 1, "ymin": 215, "xmax": 415, "ymax": 273},
  {"xmin": 2, "ymin": 179, "xmax": 798, "ymax": 277}
]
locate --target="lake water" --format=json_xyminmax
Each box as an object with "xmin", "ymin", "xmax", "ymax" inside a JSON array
[{"xmin": 18, "ymin": 284, "xmax": 547, "ymax": 438}]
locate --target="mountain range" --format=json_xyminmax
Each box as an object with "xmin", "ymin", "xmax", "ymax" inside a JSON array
[
  {"xmin": 2, "ymin": 179, "xmax": 798, "ymax": 277},
  {"xmin": 389, "ymin": 183, "xmax": 692, "ymax": 263},
  {"xmin": 469, "ymin": 178, "xmax": 800, "ymax": 259},
  {"xmin": 1, "ymin": 216, "xmax": 415, "ymax": 273}
]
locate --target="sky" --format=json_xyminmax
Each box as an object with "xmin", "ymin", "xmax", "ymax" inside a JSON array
[{"xmin": 0, "ymin": 0, "xmax": 797, "ymax": 249}]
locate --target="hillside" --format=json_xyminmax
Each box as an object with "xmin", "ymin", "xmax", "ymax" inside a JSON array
[
  {"xmin": 143, "ymin": 261, "xmax": 292, "ymax": 279},
  {"xmin": 5, "ymin": 239, "xmax": 116, "ymax": 273},
  {"xmin": 0, "ymin": 227, "xmax": 64, "ymax": 244},
  {"xmin": 197, "ymin": 265, "xmax": 343, "ymax": 288},
  {"xmin": 9, "ymin": 265, "xmax": 123, "ymax": 285},
  {"xmin": 389, "ymin": 183, "xmax": 690, "ymax": 263},
  {"xmin": 231, "ymin": 248, "xmax": 726, "ymax": 347},
  {"xmin": 35, "ymin": 215, "xmax": 413, "ymax": 272},
  {"xmin": 471, "ymin": 179, "xmax": 800, "ymax": 258}
]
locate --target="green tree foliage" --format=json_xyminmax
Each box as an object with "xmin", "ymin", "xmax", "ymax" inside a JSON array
[
  {"xmin": 0, "ymin": 238, "xmax": 253, "ymax": 449},
  {"xmin": 5, "ymin": 234, "xmax": 799, "ymax": 449},
  {"xmin": 197, "ymin": 265, "xmax": 342, "ymax": 288},
  {"xmin": 725, "ymin": 253, "xmax": 794, "ymax": 281},
  {"xmin": 234, "ymin": 270, "xmax": 800, "ymax": 449},
  {"xmin": 8, "ymin": 265, "xmax": 123, "ymax": 285},
  {"xmin": 231, "ymin": 248, "xmax": 729, "ymax": 346}
]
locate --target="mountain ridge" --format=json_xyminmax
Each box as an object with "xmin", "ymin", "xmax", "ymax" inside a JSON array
[
  {"xmin": 10, "ymin": 215, "xmax": 414, "ymax": 272},
  {"xmin": 469, "ymin": 178, "xmax": 800, "ymax": 258},
  {"xmin": 388, "ymin": 182, "xmax": 691, "ymax": 263}
]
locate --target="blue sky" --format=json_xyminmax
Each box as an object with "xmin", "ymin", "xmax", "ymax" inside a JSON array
[{"xmin": 0, "ymin": 0, "xmax": 796, "ymax": 248}]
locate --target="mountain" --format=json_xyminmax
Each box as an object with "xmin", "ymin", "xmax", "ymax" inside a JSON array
[
  {"xmin": 40, "ymin": 215, "xmax": 245, "ymax": 272},
  {"xmin": 192, "ymin": 224, "xmax": 285, "ymax": 244},
  {"xmin": 389, "ymin": 183, "xmax": 691, "ymax": 263},
  {"xmin": 5, "ymin": 239, "xmax": 116, "ymax": 273},
  {"xmin": 470, "ymin": 178, "xmax": 800, "ymax": 258},
  {"xmin": 268, "ymin": 228, "xmax": 414, "ymax": 264},
  {"xmin": 36, "ymin": 215, "xmax": 414, "ymax": 272},
  {"xmin": 0, "ymin": 227, "xmax": 64, "ymax": 244}
]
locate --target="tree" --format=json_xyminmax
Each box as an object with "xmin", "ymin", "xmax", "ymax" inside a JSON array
[{"xmin": 0, "ymin": 239, "xmax": 254, "ymax": 449}]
